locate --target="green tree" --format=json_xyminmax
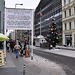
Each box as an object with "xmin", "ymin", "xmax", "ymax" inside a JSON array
[{"xmin": 46, "ymin": 17, "xmax": 60, "ymax": 48}]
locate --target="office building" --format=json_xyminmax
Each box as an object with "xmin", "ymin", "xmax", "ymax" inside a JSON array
[
  {"xmin": 62, "ymin": 0, "xmax": 75, "ymax": 47},
  {"xmin": 34, "ymin": 0, "xmax": 62, "ymax": 44}
]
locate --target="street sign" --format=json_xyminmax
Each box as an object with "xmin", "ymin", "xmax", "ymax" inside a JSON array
[{"xmin": 5, "ymin": 8, "xmax": 34, "ymax": 30}]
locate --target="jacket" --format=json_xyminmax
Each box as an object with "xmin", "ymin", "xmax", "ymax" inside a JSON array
[{"xmin": 14, "ymin": 45, "xmax": 21, "ymax": 50}]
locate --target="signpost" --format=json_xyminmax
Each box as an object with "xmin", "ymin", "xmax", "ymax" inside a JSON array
[
  {"xmin": 5, "ymin": 8, "xmax": 34, "ymax": 60},
  {"xmin": 5, "ymin": 8, "xmax": 33, "ymax": 30}
]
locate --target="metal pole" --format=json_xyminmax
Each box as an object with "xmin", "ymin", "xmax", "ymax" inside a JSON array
[
  {"xmin": 29, "ymin": 30, "xmax": 30, "ymax": 51},
  {"xmin": 23, "ymin": 64, "xmax": 25, "ymax": 75},
  {"xmin": 4, "ymin": 8, "xmax": 7, "ymax": 61},
  {"xmin": 15, "ymin": 4, "xmax": 23, "ymax": 8},
  {"xmin": 40, "ymin": 8, "xmax": 42, "ymax": 35},
  {"xmin": 31, "ymin": 10, "xmax": 34, "ymax": 60},
  {"xmin": 15, "ymin": 4, "xmax": 16, "ymax": 41},
  {"xmin": 40, "ymin": 17, "xmax": 41, "ymax": 35}
]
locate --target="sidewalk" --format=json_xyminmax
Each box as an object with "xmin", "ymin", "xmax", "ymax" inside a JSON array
[
  {"xmin": 31, "ymin": 46, "xmax": 75, "ymax": 58},
  {"xmin": 56, "ymin": 45, "xmax": 75, "ymax": 51},
  {"xmin": 0, "ymin": 52, "xmax": 20, "ymax": 75}
]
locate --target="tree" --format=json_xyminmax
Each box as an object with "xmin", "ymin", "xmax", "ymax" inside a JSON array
[{"xmin": 46, "ymin": 17, "xmax": 60, "ymax": 48}]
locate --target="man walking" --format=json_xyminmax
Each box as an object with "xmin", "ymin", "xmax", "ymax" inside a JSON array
[{"xmin": 14, "ymin": 40, "xmax": 21, "ymax": 58}]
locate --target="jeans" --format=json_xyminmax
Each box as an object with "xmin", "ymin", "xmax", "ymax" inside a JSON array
[{"xmin": 16, "ymin": 49, "xmax": 19, "ymax": 57}]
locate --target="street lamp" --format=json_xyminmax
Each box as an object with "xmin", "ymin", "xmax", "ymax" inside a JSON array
[{"xmin": 15, "ymin": 3, "xmax": 23, "ymax": 8}]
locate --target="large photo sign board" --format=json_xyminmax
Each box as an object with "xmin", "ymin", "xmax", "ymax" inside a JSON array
[{"xmin": 5, "ymin": 8, "xmax": 33, "ymax": 30}]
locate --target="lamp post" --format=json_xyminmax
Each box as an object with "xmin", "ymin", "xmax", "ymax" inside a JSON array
[
  {"xmin": 15, "ymin": 3, "xmax": 23, "ymax": 41},
  {"xmin": 15, "ymin": 3, "xmax": 23, "ymax": 8}
]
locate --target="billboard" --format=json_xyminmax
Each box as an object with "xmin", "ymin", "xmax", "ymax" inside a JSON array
[{"xmin": 5, "ymin": 8, "xmax": 34, "ymax": 30}]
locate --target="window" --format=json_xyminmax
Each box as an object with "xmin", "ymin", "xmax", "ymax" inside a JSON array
[
  {"xmin": 69, "ymin": 0, "xmax": 71, "ymax": 3},
  {"xmin": 69, "ymin": 22, "xmax": 71, "ymax": 30},
  {"xmin": 69, "ymin": 9, "xmax": 71, "ymax": 16},
  {"xmin": 74, "ymin": 21, "xmax": 75, "ymax": 29},
  {"xmin": 74, "ymin": 7, "xmax": 75, "ymax": 14},
  {"xmin": 65, "ymin": 23, "xmax": 67, "ymax": 30},
  {"xmin": 64, "ymin": 11, "xmax": 66, "ymax": 18},
  {"xmin": 0, "ymin": 11, "xmax": 1, "ymax": 30},
  {"xmin": 64, "ymin": 0, "xmax": 66, "ymax": 5}
]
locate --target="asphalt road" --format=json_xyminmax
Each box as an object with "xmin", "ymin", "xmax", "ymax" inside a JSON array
[{"xmin": 33, "ymin": 49, "xmax": 75, "ymax": 75}]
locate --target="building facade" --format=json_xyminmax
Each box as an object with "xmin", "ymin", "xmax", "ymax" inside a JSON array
[
  {"xmin": 62, "ymin": 0, "xmax": 75, "ymax": 47},
  {"xmin": 0, "ymin": 0, "xmax": 5, "ymax": 33},
  {"xmin": 34, "ymin": 0, "xmax": 62, "ymax": 44}
]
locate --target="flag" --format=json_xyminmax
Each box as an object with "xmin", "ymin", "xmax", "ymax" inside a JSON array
[{"xmin": 40, "ymin": 9, "xmax": 42, "ymax": 17}]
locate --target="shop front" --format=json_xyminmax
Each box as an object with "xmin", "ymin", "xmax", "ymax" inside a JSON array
[{"xmin": 65, "ymin": 35, "xmax": 72, "ymax": 46}]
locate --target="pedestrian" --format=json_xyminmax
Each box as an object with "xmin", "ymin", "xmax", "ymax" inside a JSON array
[
  {"xmin": 13, "ymin": 40, "xmax": 16, "ymax": 46},
  {"xmin": 0, "ymin": 41, "xmax": 3, "ymax": 49},
  {"xmin": 19, "ymin": 41, "xmax": 22, "ymax": 50},
  {"xmin": 10, "ymin": 40, "xmax": 14, "ymax": 52},
  {"xmin": 24, "ymin": 41, "xmax": 26, "ymax": 50},
  {"xmin": 14, "ymin": 41, "xmax": 21, "ymax": 58},
  {"xmin": 13, "ymin": 40, "xmax": 16, "ymax": 51},
  {"xmin": 7, "ymin": 42, "xmax": 10, "ymax": 52},
  {"xmin": 23, "ymin": 41, "xmax": 27, "ymax": 55}
]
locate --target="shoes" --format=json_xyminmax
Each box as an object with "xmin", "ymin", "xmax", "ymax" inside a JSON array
[{"xmin": 16, "ymin": 56, "xmax": 18, "ymax": 58}]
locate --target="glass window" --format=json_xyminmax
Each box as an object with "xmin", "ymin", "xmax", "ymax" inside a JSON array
[
  {"xmin": 69, "ymin": 0, "xmax": 71, "ymax": 3},
  {"xmin": 69, "ymin": 22, "xmax": 71, "ymax": 30},
  {"xmin": 74, "ymin": 7, "xmax": 75, "ymax": 14},
  {"xmin": 64, "ymin": 0, "xmax": 66, "ymax": 5},
  {"xmin": 64, "ymin": 11, "xmax": 66, "ymax": 18},
  {"xmin": 69, "ymin": 9, "xmax": 71, "ymax": 16},
  {"xmin": 0, "ymin": 11, "xmax": 1, "ymax": 32},
  {"xmin": 65, "ymin": 23, "xmax": 67, "ymax": 30},
  {"xmin": 74, "ymin": 21, "xmax": 75, "ymax": 29}
]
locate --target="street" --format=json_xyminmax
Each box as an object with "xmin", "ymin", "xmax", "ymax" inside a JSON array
[
  {"xmin": 33, "ymin": 49, "xmax": 75, "ymax": 75},
  {"xmin": 0, "ymin": 48, "xmax": 67, "ymax": 75},
  {"xmin": 0, "ymin": 47, "xmax": 75, "ymax": 75}
]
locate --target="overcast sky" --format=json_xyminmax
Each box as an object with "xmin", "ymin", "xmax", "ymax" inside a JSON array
[{"xmin": 5, "ymin": 0, "xmax": 40, "ymax": 9}]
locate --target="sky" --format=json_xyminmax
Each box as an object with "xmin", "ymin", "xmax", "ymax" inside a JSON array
[
  {"xmin": 5, "ymin": 0, "xmax": 40, "ymax": 36},
  {"xmin": 5, "ymin": 0, "xmax": 40, "ymax": 9}
]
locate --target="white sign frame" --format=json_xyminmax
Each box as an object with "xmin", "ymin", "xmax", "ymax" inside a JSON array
[{"xmin": 5, "ymin": 8, "xmax": 33, "ymax": 30}]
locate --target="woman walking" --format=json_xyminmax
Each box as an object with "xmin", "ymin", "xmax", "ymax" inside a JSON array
[{"xmin": 14, "ymin": 40, "xmax": 21, "ymax": 58}]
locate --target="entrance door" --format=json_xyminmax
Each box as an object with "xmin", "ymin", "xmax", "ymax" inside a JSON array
[{"xmin": 65, "ymin": 35, "xmax": 72, "ymax": 46}]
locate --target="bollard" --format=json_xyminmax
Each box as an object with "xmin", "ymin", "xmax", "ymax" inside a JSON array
[{"xmin": 23, "ymin": 64, "xmax": 25, "ymax": 75}]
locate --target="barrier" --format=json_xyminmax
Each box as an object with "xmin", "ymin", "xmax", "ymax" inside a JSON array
[
  {"xmin": 23, "ymin": 63, "xmax": 25, "ymax": 75},
  {"xmin": 25, "ymin": 45, "xmax": 30, "ymax": 58},
  {"xmin": 0, "ymin": 51, "xmax": 5, "ymax": 66}
]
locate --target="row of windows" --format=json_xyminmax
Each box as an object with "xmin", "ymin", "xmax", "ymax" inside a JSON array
[
  {"xmin": 64, "ymin": 7, "xmax": 75, "ymax": 18},
  {"xmin": 35, "ymin": 0, "xmax": 62, "ymax": 22},
  {"xmin": 64, "ymin": 0, "xmax": 71, "ymax": 5},
  {"xmin": 65, "ymin": 21, "xmax": 75, "ymax": 30}
]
